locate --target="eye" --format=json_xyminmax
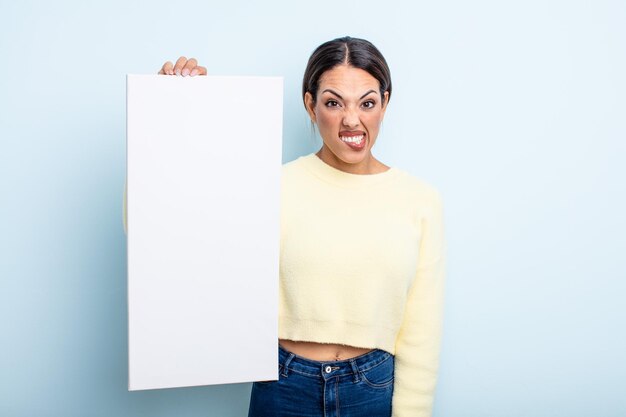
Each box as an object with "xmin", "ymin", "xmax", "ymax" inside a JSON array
[
  {"xmin": 362, "ymin": 100, "xmax": 376, "ymax": 109},
  {"xmin": 325, "ymin": 100, "xmax": 339, "ymax": 108}
]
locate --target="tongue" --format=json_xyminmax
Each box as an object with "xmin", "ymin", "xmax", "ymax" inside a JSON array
[{"xmin": 343, "ymin": 136, "xmax": 365, "ymax": 150}]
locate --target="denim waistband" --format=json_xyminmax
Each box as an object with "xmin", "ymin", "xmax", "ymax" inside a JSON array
[{"xmin": 278, "ymin": 344, "xmax": 393, "ymax": 382}]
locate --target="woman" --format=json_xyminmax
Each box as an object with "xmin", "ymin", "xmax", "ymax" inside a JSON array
[{"xmin": 138, "ymin": 36, "xmax": 446, "ymax": 417}]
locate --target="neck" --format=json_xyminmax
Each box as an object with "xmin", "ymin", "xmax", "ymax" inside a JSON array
[{"xmin": 316, "ymin": 146, "xmax": 380, "ymax": 175}]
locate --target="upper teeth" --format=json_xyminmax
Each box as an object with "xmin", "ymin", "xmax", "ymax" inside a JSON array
[{"xmin": 340, "ymin": 135, "xmax": 364, "ymax": 143}]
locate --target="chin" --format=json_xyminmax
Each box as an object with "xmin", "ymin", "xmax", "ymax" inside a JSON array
[
  {"xmin": 332, "ymin": 144, "xmax": 370, "ymax": 160},
  {"xmin": 327, "ymin": 147, "xmax": 356, "ymax": 162}
]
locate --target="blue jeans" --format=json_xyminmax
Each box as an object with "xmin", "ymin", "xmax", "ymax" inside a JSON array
[{"xmin": 247, "ymin": 344, "xmax": 394, "ymax": 417}]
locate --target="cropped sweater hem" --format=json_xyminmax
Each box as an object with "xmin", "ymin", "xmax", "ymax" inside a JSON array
[{"xmin": 278, "ymin": 316, "xmax": 398, "ymax": 355}]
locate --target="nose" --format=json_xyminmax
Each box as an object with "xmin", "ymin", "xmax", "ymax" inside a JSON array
[{"xmin": 342, "ymin": 107, "xmax": 360, "ymax": 128}]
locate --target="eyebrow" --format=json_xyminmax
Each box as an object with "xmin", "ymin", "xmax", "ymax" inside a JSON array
[{"xmin": 321, "ymin": 89, "xmax": 378, "ymax": 100}]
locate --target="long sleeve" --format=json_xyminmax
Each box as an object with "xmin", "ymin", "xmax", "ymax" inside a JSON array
[{"xmin": 392, "ymin": 189, "xmax": 446, "ymax": 417}]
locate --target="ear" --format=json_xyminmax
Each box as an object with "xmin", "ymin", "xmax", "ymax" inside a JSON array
[
  {"xmin": 304, "ymin": 91, "xmax": 317, "ymax": 123},
  {"xmin": 380, "ymin": 91, "xmax": 390, "ymax": 119}
]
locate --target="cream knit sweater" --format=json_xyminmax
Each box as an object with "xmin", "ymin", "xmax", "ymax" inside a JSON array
[
  {"xmin": 123, "ymin": 152, "xmax": 446, "ymax": 416},
  {"xmin": 279, "ymin": 153, "xmax": 446, "ymax": 417}
]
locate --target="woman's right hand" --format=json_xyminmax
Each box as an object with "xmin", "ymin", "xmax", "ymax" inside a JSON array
[{"xmin": 158, "ymin": 56, "xmax": 207, "ymax": 76}]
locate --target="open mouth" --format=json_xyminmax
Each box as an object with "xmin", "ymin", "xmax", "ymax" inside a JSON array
[{"xmin": 339, "ymin": 132, "xmax": 366, "ymax": 149}]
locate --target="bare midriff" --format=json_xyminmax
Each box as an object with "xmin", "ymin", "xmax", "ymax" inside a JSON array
[{"xmin": 279, "ymin": 338, "xmax": 374, "ymax": 361}]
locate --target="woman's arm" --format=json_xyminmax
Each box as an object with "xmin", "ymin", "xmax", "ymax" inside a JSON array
[{"xmin": 392, "ymin": 188, "xmax": 447, "ymax": 417}]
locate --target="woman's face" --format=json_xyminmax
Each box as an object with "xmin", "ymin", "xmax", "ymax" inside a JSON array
[{"xmin": 304, "ymin": 64, "xmax": 389, "ymax": 172}]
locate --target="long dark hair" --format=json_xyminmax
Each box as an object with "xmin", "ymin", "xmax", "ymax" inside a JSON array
[{"xmin": 302, "ymin": 36, "xmax": 392, "ymax": 108}]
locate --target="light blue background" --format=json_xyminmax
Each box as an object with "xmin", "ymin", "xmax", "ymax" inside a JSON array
[{"xmin": 1, "ymin": 1, "xmax": 625, "ymax": 416}]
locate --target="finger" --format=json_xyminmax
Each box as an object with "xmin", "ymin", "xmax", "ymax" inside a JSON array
[
  {"xmin": 191, "ymin": 65, "xmax": 207, "ymax": 76},
  {"xmin": 173, "ymin": 56, "xmax": 187, "ymax": 75},
  {"xmin": 158, "ymin": 61, "xmax": 174, "ymax": 75},
  {"xmin": 181, "ymin": 58, "xmax": 197, "ymax": 76},
  {"xmin": 163, "ymin": 61, "xmax": 174, "ymax": 75}
]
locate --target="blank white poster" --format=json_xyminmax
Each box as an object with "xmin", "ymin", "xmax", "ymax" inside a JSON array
[{"xmin": 126, "ymin": 74, "xmax": 283, "ymax": 391}]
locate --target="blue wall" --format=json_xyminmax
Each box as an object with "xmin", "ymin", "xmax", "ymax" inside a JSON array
[{"xmin": 1, "ymin": 1, "xmax": 625, "ymax": 416}]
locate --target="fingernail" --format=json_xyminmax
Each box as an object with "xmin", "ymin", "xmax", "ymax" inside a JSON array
[
  {"xmin": 182, "ymin": 68, "xmax": 190, "ymax": 76},
  {"xmin": 190, "ymin": 69, "xmax": 198, "ymax": 76},
  {"xmin": 175, "ymin": 69, "xmax": 181, "ymax": 75}
]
